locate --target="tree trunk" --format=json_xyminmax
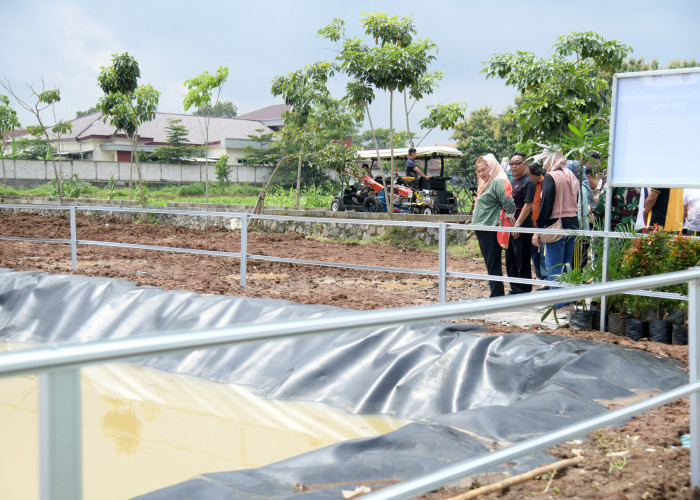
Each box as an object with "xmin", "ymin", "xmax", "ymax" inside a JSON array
[
  {"xmin": 1, "ymin": 155, "xmax": 6, "ymax": 195},
  {"xmin": 131, "ymin": 135, "xmax": 146, "ymax": 207},
  {"xmin": 204, "ymin": 120, "xmax": 210, "ymax": 204},
  {"xmin": 365, "ymin": 102, "xmax": 386, "ymax": 188},
  {"xmin": 388, "ymin": 90, "xmax": 395, "ymax": 216},
  {"xmin": 295, "ymin": 151, "xmax": 303, "ymax": 209},
  {"xmin": 253, "ymin": 154, "xmax": 296, "ymax": 215},
  {"xmin": 403, "ymin": 89, "xmax": 414, "ymax": 148},
  {"xmin": 39, "ymin": 119, "xmax": 63, "ymax": 204}
]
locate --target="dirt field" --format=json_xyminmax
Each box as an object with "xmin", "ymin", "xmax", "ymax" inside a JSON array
[{"xmin": 0, "ymin": 211, "xmax": 697, "ymax": 499}]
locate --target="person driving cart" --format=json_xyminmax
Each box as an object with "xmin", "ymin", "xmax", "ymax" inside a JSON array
[{"xmin": 405, "ymin": 148, "xmax": 431, "ymax": 188}]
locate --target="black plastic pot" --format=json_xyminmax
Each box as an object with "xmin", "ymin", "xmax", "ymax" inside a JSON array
[
  {"xmin": 570, "ymin": 309, "xmax": 593, "ymax": 331},
  {"xmin": 590, "ymin": 306, "xmax": 602, "ymax": 331},
  {"xmin": 672, "ymin": 324, "xmax": 688, "ymax": 345},
  {"xmin": 648, "ymin": 319, "xmax": 673, "ymax": 344},
  {"xmin": 625, "ymin": 318, "xmax": 648, "ymax": 341},
  {"xmin": 607, "ymin": 314, "xmax": 626, "ymax": 337}
]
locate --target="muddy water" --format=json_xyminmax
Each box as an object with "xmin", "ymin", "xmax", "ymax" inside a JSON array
[{"xmin": 0, "ymin": 345, "xmax": 408, "ymax": 499}]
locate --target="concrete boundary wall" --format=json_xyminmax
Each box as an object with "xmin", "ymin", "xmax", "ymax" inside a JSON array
[
  {"xmin": 1, "ymin": 159, "xmax": 273, "ymax": 187},
  {"xmin": 0, "ymin": 198, "xmax": 473, "ymax": 246}
]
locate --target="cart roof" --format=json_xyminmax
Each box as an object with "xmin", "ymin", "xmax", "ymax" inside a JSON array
[{"xmin": 358, "ymin": 146, "xmax": 463, "ymax": 160}]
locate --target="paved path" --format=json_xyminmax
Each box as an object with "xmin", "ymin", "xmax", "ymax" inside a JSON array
[{"xmin": 474, "ymin": 305, "xmax": 567, "ymax": 330}]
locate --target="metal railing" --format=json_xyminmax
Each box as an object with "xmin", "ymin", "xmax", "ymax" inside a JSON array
[
  {"xmin": 0, "ymin": 269, "xmax": 698, "ymax": 499},
  {"xmin": 2, "ymin": 203, "xmax": 686, "ymax": 308}
]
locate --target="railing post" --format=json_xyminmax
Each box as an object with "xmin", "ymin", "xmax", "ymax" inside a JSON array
[
  {"xmin": 438, "ymin": 223, "xmax": 447, "ymax": 304},
  {"xmin": 40, "ymin": 368, "xmax": 82, "ymax": 500},
  {"xmin": 690, "ymin": 272, "xmax": 699, "ymax": 486},
  {"xmin": 240, "ymin": 213, "xmax": 248, "ymax": 288},
  {"xmin": 69, "ymin": 206, "xmax": 77, "ymax": 270}
]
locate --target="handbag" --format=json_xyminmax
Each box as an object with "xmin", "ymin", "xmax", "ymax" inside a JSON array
[{"xmin": 539, "ymin": 218, "xmax": 563, "ymax": 243}]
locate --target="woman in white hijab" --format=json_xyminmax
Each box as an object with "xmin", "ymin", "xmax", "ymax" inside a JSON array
[{"xmin": 472, "ymin": 154, "xmax": 516, "ymax": 297}]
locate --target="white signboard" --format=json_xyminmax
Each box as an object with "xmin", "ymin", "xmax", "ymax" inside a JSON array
[{"xmin": 610, "ymin": 68, "xmax": 700, "ymax": 187}]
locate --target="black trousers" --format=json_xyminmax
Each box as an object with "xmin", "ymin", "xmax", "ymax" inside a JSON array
[
  {"xmin": 505, "ymin": 231, "xmax": 533, "ymax": 294},
  {"xmin": 475, "ymin": 230, "xmax": 504, "ymax": 297}
]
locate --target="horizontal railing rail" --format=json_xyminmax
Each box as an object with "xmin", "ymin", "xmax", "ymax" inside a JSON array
[{"xmin": 0, "ymin": 203, "xmax": 688, "ymax": 306}]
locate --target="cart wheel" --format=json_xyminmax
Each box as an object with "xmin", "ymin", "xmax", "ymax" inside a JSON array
[
  {"xmin": 363, "ymin": 197, "xmax": 381, "ymax": 212},
  {"xmin": 421, "ymin": 206, "xmax": 434, "ymax": 215},
  {"xmin": 330, "ymin": 198, "xmax": 342, "ymax": 211}
]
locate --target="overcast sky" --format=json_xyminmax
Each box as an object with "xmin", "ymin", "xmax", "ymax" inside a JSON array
[{"xmin": 1, "ymin": 0, "xmax": 698, "ymax": 145}]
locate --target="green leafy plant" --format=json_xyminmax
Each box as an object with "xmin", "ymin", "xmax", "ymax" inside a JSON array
[
  {"xmin": 49, "ymin": 174, "xmax": 90, "ymax": 198},
  {"xmin": 214, "ymin": 154, "xmax": 232, "ymax": 189}
]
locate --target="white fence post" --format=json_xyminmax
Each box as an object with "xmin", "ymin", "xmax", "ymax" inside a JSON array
[
  {"xmin": 40, "ymin": 368, "xmax": 82, "ymax": 500},
  {"xmin": 690, "ymin": 271, "xmax": 699, "ymax": 486}
]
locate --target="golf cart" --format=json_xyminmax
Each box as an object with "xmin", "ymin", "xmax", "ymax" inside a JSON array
[{"xmin": 351, "ymin": 146, "xmax": 462, "ymax": 214}]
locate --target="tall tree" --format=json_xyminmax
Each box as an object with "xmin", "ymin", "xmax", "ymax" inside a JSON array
[
  {"xmin": 0, "ymin": 94, "xmax": 20, "ymax": 194},
  {"xmin": 193, "ymin": 100, "xmax": 237, "ymax": 118},
  {"xmin": 482, "ymin": 31, "xmax": 632, "ymax": 143},
  {"xmin": 451, "ymin": 106, "xmax": 515, "ymax": 170},
  {"xmin": 183, "ymin": 66, "xmax": 229, "ymax": 202},
  {"xmin": 319, "ymin": 13, "xmax": 462, "ymax": 212},
  {"xmin": 271, "ymin": 61, "xmax": 337, "ymax": 208},
  {"xmin": 1, "ymin": 80, "xmax": 72, "ymax": 203},
  {"xmin": 97, "ymin": 53, "xmax": 160, "ymax": 207}
]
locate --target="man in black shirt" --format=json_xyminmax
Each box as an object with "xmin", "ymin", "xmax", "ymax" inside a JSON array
[{"xmin": 506, "ymin": 153, "xmax": 535, "ymax": 294}]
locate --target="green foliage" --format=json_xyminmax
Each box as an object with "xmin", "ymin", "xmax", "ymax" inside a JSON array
[
  {"xmin": 417, "ymin": 102, "xmax": 466, "ymax": 146},
  {"xmin": 482, "ymin": 31, "xmax": 632, "ymax": 143},
  {"xmin": 266, "ymin": 185, "xmax": 334, "ymax": 208},
  {"xmin": 0, "ymin": 94, "xmax": 21, "ymax": 142},
  {"xmin": 179, "ymin": 183, "xmax": 206, "ymax": 196},
  {"xmin": 75, "ymin": 106, "xmax": 99, "ymax": 118},
  {"xmin": 49, "ymin": 174, "xmax": 91, "ymax": 198},
  {"xmin": 242, "ymin": 129, "xmax": 281, "ymax": 166},
  {"xmin": 152, "ymin": 118, "xmax": 202, "ymax": 163},
  {"xmin": 183, "ymin": 67, "xmax": 229, "ymax": 114},
  {"xmin": 214, "ymin": 154, "xmax": 232, "ymax": 186},
  {"xmin": 193, "ymin": 100, "xmax": 237, "ymax": 118},
  {"xmin": 97, "ymin": 52, "xmax": 161, "ymax": 207},
  {"xmin": 451, "ymin": 106, "xmax": 515, "ymax": 170},
  {"xmin": 358, "ymin": 128, "xmax": 409, "ymax": 149},
  {"xmin": 12, "ymin": 136, "xmax": 54, "ymax": 160}
]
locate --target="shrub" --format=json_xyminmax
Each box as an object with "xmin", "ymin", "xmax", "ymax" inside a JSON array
[{"xmin": 179, "ymin": 183, "xmax": 206, "ymax": 196}]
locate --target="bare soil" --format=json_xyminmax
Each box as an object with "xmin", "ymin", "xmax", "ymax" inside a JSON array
[{"xmin": 0, "ymin": 212, "xmax": 697, "ymax": 499}]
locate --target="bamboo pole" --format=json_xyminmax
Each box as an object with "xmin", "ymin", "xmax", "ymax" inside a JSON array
[{"xmin": 447, "ymin": 455, "xmax": 584, "ymax": 500}]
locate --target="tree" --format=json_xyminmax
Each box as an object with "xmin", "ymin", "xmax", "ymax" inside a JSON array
[
  {"xmin": 271, "ymin": 61, "xmax": 338, "ymax": 208},
  {"xmin": 358, "ymin": 128, "xmax": 410, "ymax": 149},
  {"xmin": 214, "ymin": 154, "xmax": 231, "ymax": 191},
  {"xmin": 482, "ymin": 31, "xmax": 632, "ymax": 143},
  {"xmin": 0, "ymin": 94, "xmax": 20, "ymax": 194},
  {"xmin": 183, "ymin": 66, "xmax": 229, "ymax": 203},
  {"xmin": 451, "ymin": 106, "xmax": 515, "ymax": 170},
  {"xmin": 75, "ymin": 106, "xmax": 99, "ymax": 118},
  {"xmin": 97, "ymin": 52, "xmax": 160, "ymax": 207},
  {"xmin": 1, "ymin": 80, "xmax": 72, "ymax": 203},
  {"xmin": 193, "ymin": 100, "xmax": 237, "ymax": 118},
  {"xmin": 319, "ymin": 13, "xmax": 462, "ymax": 213},
  {"xmin": 242, "ymin": 129, "xmax": 281, "ymax": 166},
  {"xmin": 152, "ymin": 118, "xmax": 202, "ymax": 163}
]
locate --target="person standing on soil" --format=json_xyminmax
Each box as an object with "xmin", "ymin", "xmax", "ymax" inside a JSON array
[
  {"xmin": 472, "ymin": 153, "xmax": 516, "ymax": 297},
  {"xmin": 505, "ymin": 153, "xmax": 535, "ymax": 294},
  {"xmin": 533, "ymin": 152, "xmax": 580, "ymax": 311},
  {"xmin": 528, "ymin": 162, "xmax": 547, "ymax": 282}
]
